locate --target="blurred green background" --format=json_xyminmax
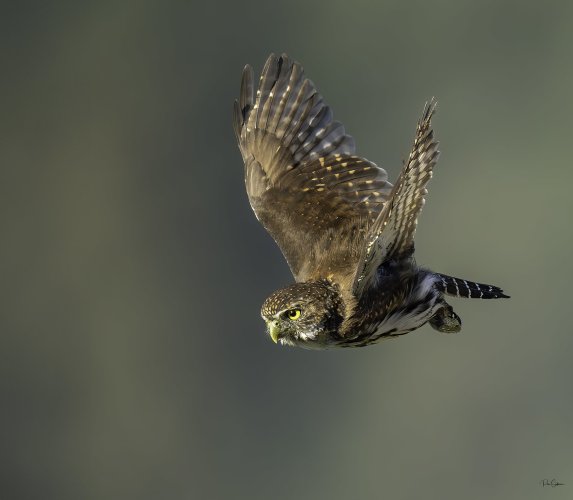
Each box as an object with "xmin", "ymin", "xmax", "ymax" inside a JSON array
[{"xmin": 2, "ymin": 1, "xmax": 572, "ymax": 499}]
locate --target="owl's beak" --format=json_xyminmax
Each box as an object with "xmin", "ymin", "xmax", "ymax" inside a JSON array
[{"xmin": 267, "ymin": 320, "xmax": 280, "ymax": 344}]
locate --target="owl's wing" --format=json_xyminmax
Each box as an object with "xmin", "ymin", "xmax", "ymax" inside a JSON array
[
  {"xmin": 352, "ymin": 100, "xmax": 439, "ymax": 296},
  {"xmin": 234, "ymin": 54, "xmax": 392, "ymax": 282}
]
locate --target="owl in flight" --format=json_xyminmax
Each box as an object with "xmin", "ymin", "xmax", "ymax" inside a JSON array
[{"xmin": 233, "ymin": 54, "xmax": 508, "ymax": 348}]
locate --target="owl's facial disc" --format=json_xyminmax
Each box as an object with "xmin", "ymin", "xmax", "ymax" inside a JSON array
[{"xmin": 265, "ymin": 307, "xmax": 302, "ymax": 343}]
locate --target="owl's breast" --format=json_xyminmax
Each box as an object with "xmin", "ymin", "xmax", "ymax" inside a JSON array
[{"xmin": 337, "ymin": 270, "xmax": 442, "ymax": 347}]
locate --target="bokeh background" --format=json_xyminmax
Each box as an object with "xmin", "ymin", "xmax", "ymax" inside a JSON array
[{"xmin": 2, "ymin": 1, "xmax": 572, "ymax": 499}]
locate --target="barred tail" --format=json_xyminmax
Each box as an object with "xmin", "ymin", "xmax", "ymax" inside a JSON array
[{"xmin": 435, "ymin": 274, "xmax": 509, "ymax": 299}]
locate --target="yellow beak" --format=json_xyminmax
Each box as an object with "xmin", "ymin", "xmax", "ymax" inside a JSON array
[{"xmin": 267, "ymin": 320, "xmax": 280, "ymax": 344}]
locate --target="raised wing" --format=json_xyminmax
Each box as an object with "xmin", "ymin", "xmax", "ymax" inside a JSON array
[
  {"xmin": 352, "ymin": 100, "xmax": 439, "ymax": 296},
  {"xmin": 234, "ymin": 53, "xmax": 392, "ymax": 282}
]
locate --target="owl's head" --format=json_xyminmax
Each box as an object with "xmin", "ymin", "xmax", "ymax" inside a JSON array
[{"xmin": 260, "ymin": 280, "xmax": 344, "ymax": 347}]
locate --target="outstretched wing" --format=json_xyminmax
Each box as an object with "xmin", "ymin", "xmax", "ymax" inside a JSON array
[
  {"xmin": 234, "ymin": 53, "xmax": 392, "ymax": 282},
  {"xmin": 352, "ymin": 100, "xmax": 439, "ymax": 295}
]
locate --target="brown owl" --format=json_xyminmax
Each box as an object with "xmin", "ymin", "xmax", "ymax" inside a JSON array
[{"xmin": 234, "ymin": 54, "xmax": 508, "ymax": 348}]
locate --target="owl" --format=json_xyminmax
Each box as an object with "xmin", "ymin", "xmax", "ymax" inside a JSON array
[{"xmin": 233, "ymin": 54, "xmax": 508, "ymax": 349}]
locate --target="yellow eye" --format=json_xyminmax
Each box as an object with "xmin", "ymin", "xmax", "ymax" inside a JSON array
[{"xmin": 287, "ymin": 309, "xmax": 301, "ymax": 320}]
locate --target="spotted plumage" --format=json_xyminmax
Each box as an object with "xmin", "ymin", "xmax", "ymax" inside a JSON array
[{"xmin": 234, "ymin": 53, "xmax": 508, "ymax": 349}]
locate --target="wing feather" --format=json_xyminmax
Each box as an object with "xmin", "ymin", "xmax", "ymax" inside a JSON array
[
  {"xmin": 352, "ymin": 100, "xmax": 439, "ymax": 295},
  {"xmin": 234, "ymin": 54, "xmax": 390, "ymax": 281}
]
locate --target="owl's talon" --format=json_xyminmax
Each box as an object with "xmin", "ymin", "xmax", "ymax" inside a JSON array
[{"xmin": 429, "ymin": 304, "xmax": 462, "ymax": 333}]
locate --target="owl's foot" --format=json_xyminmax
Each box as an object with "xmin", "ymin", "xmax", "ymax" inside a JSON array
[{"xmin": 429, "ymin": 304, "xmax": 462, "ymax": 333}]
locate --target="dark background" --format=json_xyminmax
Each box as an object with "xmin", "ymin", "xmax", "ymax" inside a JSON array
[{"xmin": 2, "ymin": 2, "xmax": 572, "ymax": 499}]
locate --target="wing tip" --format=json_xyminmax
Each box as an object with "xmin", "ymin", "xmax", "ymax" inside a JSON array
[
  {"xmin": 421, "ymin": 97, "xmax": 438, "ymax": 125},
  {"xmin": 239, "ymin": 64, "xmax": 254, "ymax": 111}
]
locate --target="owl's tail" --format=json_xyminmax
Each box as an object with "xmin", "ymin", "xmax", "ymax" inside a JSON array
[{"xmin": 435, "ymin": 274, "xmax": 509, "ymax": 299}]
